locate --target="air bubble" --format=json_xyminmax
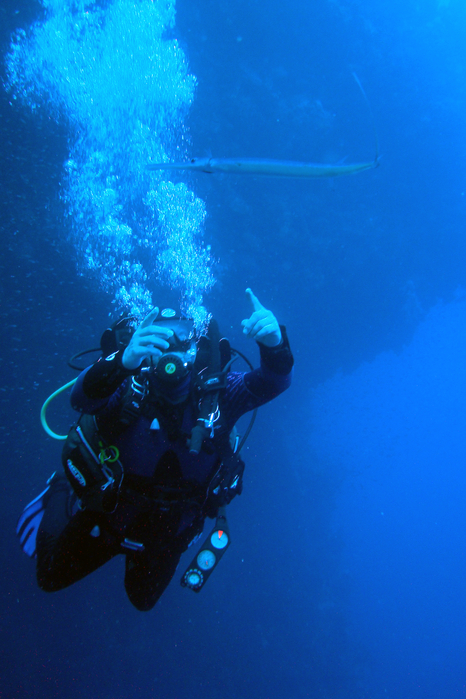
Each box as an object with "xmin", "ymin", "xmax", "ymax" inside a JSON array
[{"xmin": 6, "ymin": 0, "xmax": 214, "ymax": 325}]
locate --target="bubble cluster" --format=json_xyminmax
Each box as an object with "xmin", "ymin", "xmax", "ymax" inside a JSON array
[{"xmin": 5, "ymin": 0, "xmax": 214, "ymax": 326}]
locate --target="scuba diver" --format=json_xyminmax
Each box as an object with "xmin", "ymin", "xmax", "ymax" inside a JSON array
[{"xmin": 17, "ymin": 288, "xmax": 293, "ymax": 611}]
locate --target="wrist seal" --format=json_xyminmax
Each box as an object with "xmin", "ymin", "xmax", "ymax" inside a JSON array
[{"xmin": 259, "ymin": 325, "xmax": 294, "ymax": 375}]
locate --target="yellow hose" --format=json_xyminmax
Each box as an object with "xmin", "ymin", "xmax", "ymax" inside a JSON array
[{"xmin": 40, "ymin": 378, "xmax": 78, "ymax": 440}]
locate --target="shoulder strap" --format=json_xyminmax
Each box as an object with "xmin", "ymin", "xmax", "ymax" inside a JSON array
[{"xmin": 190, "ymin": 320, "xmax": 228, "ymax": 454}]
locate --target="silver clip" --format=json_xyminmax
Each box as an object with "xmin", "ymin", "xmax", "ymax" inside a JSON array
[
  {"xmin": 131, "ymin": 375, "xmax": 147, "ymax": 396},
  {"xmin": 121, "ymin": 538, "xmax": 145, "ymax": 552},
  {"xmin": 100, "ymin": 464, "xmax": 115, "ymax": 491},
  {"xmin": 198, "ymin": 415, "xmax": 215, "ymax": 438}
]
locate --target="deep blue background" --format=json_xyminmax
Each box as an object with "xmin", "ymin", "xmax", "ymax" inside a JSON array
[{"xmin": 1, "ymin": 0, "xmax": 466, "ymax": 697}]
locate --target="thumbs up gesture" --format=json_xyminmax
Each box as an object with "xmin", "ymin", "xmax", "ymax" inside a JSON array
[{"xmin": 241, "ymin": 288, "xmax": 282, "ymax": 347}]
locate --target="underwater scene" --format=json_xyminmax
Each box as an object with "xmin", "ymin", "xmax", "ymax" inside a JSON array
[{"xmin": 1, "ymin": 0, "xmax": 466, "ymax": 697}]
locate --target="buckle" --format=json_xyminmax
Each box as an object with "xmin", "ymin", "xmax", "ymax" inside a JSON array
[{"xmin": 200, "ymin": 372, "xmax": 227, "ymax": 392}]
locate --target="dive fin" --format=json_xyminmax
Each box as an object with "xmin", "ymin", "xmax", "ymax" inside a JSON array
[{"xmin": 16, "ymin": 473, "xmax": 71, "ymax": 557}]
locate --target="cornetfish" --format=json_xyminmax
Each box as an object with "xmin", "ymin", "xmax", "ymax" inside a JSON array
[
  {"xmin": 146, "ymin": 154, "xmax": 379, "ymax": 178},
  {"xmin": 148, "ymin": 74, "xmax": 379, "ymax": 179}
]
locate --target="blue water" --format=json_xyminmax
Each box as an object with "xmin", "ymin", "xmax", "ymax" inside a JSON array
[{"xmin": 1, "ymin": 0, "xmax": 466, "ymax": 697}]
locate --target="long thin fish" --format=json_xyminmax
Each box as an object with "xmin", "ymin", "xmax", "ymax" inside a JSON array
[
  {"xmin": 147, "ymin": 74, "xmax": 379, "ymax": 179},
  {"xmin": 147, "ymin": 155, "xmax": 378, "ymax": 178}
]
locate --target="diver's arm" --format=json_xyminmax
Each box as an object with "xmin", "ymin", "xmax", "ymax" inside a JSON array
[
  {"xmin": 71, "ymin": 308, "xmax": 174, "ymax": 410},
  {"xmin": 223, "ymin": 324, "xmax": 293, "ymax": 426},
  {"xmin": 243, "ymin": 324, "xmax": 293, "ymax": 399},
  {"xmin": 70, "ymin": 350, "xmax": 135, "ymax": 412},
  {"xmin": 220, "ymin": 287, "xmax": 293, "ymax": 421},
  {"xmin": 240, "ymin": 287, "xmax": 294, "ymax": 397}
]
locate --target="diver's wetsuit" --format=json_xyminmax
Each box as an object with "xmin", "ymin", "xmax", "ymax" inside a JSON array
[{"xmin": 36, "ymin": 331, "xmax": 293, "ymax": 610}]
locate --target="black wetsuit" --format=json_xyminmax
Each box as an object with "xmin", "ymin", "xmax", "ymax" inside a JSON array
[{"xmin": 36, "ymin": 332, "xmax": 293, "ymax": 610}]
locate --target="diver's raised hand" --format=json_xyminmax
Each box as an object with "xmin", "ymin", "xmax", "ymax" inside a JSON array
[
  {"xmin": 241, "ymin": 288, "xmax": 282, "ymax": 347},
  {"xmin": 122, "ymin": 307, "xmax": 173, "ymax": 369}
]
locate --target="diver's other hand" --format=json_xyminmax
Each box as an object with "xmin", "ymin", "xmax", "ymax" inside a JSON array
[
  {"xmin": 241, "ymin": 288, "xmax": 282, "ymax": 347},
  {"xmin": 122, "ymin": 307, "xmax": 173, "ymax": 369}
]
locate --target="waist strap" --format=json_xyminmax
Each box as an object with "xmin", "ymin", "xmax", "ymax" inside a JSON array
[{"xmin": 120, "ymin": 476, "xmax": 206, "ymax": 513}]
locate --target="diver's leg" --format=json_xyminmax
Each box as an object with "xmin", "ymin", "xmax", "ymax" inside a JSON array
[
  {"xmin": 36, "ymin": 475, "xmax": 119, "ymax": 592},
  {"xmin": 123, "ymin": 510, "xmax": 205, "ymax": 611},
  {"xmin": 124, "ymin": 544, "xmax": 182, "ymax": 611}
]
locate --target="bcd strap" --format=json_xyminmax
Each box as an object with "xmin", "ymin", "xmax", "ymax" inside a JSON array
[
  {"xmin": 190, "ymin": 320, "xmax": 224, "ymax": 455},
  {"xmin": 219, "ymin": 337, "xmax": 232, "ymax": 371},
  {"xmin": 62, "ymin": 413, "xmax": 123, "ymax": 513}
]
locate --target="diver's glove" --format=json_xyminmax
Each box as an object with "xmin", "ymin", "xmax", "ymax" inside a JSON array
[
  {"xmin": 122, "ymin": 307, "xmax": 173, "ymax": 369},
  {"xmin": 241, "ymin": 288, "xmax": 282, "ymax": 347}
]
